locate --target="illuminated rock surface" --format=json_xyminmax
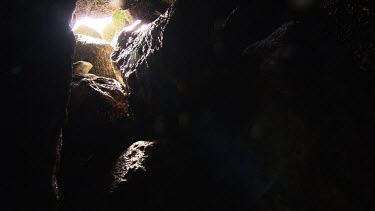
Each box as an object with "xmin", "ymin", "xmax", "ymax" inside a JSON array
[
  {"xmin": 73, "ymin": 61, "xmax": 93, "ymax": 75},
  {"xmin": 73, "ymin": 0, "xmax": 118, "ymax": 19},
  {"xmin": 73, "ymin": 24, "xmax": 103, "ymax": 39},
  {"xmin": 74, "ymin": 34, "xmax": 124, "ymax": 85},
  {"xmin": 111, "ymin": 140, "xmax": 156, "ymax": 189}
]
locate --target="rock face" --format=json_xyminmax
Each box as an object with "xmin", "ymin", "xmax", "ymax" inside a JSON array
[
  {"xmin": 73, "ymin": 61, "xmax": 93, "ymax": 75},
  {"xmin": 108, "ymin": 137, "xmax": 263, "ymax": 211},
  {"xmin": 118, "ymin": 0, "xmax": 173, "ymax": 21},
  {"xmin": 69, "ymin": 74, "xmax": 129, "ymax": 121},
  {"xmin": 73, "ymin": 0, "xmax": 117, "ymax": 19},
  {"xmin": 107, "ymin": 1, "xmax": 375, "ymax": 210},
  {"xmin": 74, "ymin": 34, "xmax": 124, "ymax": 85},
  {"xmin": 60, "ymin": 74, "xmax": 132, "ymax": 210},
  {"xmin": 111, "ymin": 140, "xmax": 156, "ymax": 189},
  {"xmin": 2, "ymin": 0, "xmax": 76, "ymax": 210},
  {"xmin": 111, "ymin": 6, "xmax": 177, "ymax": 134}
]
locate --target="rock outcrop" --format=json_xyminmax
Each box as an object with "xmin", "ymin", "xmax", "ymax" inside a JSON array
[
  {"xmin": 60, "ymin": 74, "xmax": 132, "ymax": 210},
  {"xmin": 108, "ymin": 137, "xmax": 264, "ymax": 211},
  {"xmin": 118, "ymin": 0, "xmax": 173, "ymax": 21},
  {"xmin": 111, "ymin": 140, "xmax": 156, "ymax": 190},
  {"xmin": 73, "ymin": 61, "xmax": 93, "ymax": 75},
  {"xmin": 73, "ymin": 0, "xmax": 117, "ymax": 19},
  {"xmin": 69, "ymin": 74, "xmax": 129, "ymax": 121},
  {"xmin": 74, "ymin": 34, "xmax": 124, "ymax": 85}
]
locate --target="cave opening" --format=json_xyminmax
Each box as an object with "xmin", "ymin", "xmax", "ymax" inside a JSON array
[{"xmin": 70, "ymin": 0, "xmax": 172, "ymax": 82}]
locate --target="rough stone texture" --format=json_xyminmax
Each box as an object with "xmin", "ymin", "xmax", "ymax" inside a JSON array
[
  {"xmin": 118, "ymin": 0, "xmax": 173, "ymax": 21},
  {"xmin": 1, "ymin": 0, "xmax": 76, "ymax": 210},
  {"xmin": 111, "ymin": 6, "xmax": 177, "ymax": 135},
  {"xmin": 73, "ymin": 0, "xmax": 118, "ymax": 19},
  {"xmin": 74, "ymin": 34, "xmax": 124, "ymax": 85},
  {"xmin": 69, "ymin": 74, "xmax": 129, "ymax": 125},
  {"xmin": 111, "ymin": 0, "xmax": 249, "ymax": 133},
  {"xmin": 60, "ymin": 74, "xmax": 132, "ymax": 211},
  {"xmin": 111, "ymin": 140, "xmax": 156, "ymax": 189},
  {"xmin": 73, "ymin": 61, "xmax": 93, "ymax": 75},
  {"xmin": 108, "ymin": 137, "xmax": 265, "ymax": 211}
]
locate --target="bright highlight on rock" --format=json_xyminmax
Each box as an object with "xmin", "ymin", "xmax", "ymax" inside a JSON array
[{"xmin": 73, "ymin": 16, "xmax": 113, "ymax": 33}]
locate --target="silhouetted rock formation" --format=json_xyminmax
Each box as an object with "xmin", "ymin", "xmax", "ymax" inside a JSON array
[
  {"xmin": 1, "ymin": 0, "xmax": 76, "ymax": 210},
  {"xmin": 60, "ymin": 74, "xmax": 132, "ymax": 210}
]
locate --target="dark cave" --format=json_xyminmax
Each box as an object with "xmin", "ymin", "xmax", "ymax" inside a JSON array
[{"xmin": 1, "ymin": 0, "xmax": 375, "ymax": 210}]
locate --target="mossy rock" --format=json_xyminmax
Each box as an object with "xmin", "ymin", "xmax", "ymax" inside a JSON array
[
  {"xmin": 101, "ymin": 23, "xmax": 117, "ymax": 42},
  {"xmin": 100, "ymin": 9, "xmax": 134, "ymax": 42},
  {"xmin": 113, "ymin": 9, "xmax": 133, "ymax": 31}
]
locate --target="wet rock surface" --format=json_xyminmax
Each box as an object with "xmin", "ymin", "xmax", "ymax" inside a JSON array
[{"xmin": 111, "ymin": 140, "xmax": 156, "ymax": 190}]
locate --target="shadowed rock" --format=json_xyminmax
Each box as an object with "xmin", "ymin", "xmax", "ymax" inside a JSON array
[
  {"xmin": 60, "ymin": 74, "xmax": 133, "ymax": 211},
  {"xmin": 118, "ymin": 0, "xmax": 173, "ymax": 21}
]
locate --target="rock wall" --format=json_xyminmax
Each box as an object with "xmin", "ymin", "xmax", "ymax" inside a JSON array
[
  {"xmin": 74, "ymin": 0, "xmax": 117, "ymax": 19},
  {"xmin": 1, "ymin": 0, "xmax": 374, "ymax": 210},
  {"xmin": 1, "ymin": 0, "xmax": 76, "ymax": 210},
  {"xmin": 74, "ymin": 34, "xmax": 124, "ymax": 85},
  {"xmin": 107, "ymin": 0, "xmax": 375, "ymax": 210},
  {"xmin": 60, "ymin": 74, "xmax": 131, "ymax": 210}
]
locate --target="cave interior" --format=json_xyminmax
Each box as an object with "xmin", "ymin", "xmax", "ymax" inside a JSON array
[{"xmin": 2, "ymin": 0, "xmax": 375, "ymax": 210}]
